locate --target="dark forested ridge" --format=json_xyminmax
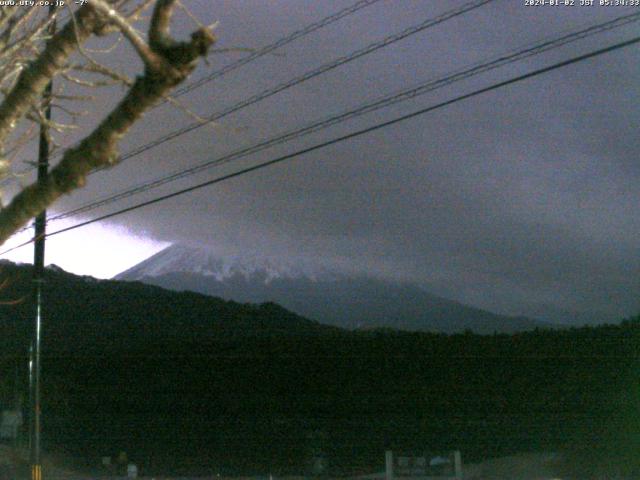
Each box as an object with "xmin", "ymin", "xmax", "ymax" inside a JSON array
[{"xmin": 0, "ymin": 261, "xmax": 638, "ymax": 477}]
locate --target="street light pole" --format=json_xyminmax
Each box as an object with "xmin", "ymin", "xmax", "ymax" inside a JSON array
[{"xmin": 31, "ymin": 6, "xmax": 56, "ymax": 480}]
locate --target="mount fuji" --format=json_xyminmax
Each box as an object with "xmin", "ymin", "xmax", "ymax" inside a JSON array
[{"xmin": 115, "ymin": 244, "xmax": 551, "ymax": 334}]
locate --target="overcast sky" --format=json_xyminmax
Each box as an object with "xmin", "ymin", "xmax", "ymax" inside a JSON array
[{"xmin": 1, "ymin": 0, "xmax": 639, "ymax": 324}]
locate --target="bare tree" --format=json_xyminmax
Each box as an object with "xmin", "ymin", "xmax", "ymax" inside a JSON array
[{"xmin": 0, "ymin": 0, "xmax": 215, "ymax": 246}]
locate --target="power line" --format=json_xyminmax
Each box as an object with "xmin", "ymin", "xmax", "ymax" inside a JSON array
[
  {"xmin": 4, "ymin": 0, "xmax": 495, "ymax": 208},
  {"xmin": 46, "ymin": 10, "xmax": 640, "ymax": 223},
  {"xmin": 109, "ymin": 0, "xmax": 493, "ymax": 166},
  {"xmin": 0, "ymin": 33, "xmax": 632, "ymax": 257},
  {"xmin": 4, "ymin": 0, "xmax": 492, "ymax": 185},
  {"xmin": 0, "ymin": 0, "xmax": 383, "ymax": 186},
  {"xmin": 171, "ymin": 0, "xmax": 384, "ymax": 98}
]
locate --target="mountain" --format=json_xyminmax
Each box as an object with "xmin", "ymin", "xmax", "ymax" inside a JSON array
[
  {"xmin": 0, "ymin": 259, "xmax": 634, "ymax": 477},
  {"xmin": 115, "ymin": 244, "xmax": 552, "ymax": 334},
  {"xmin": 0, "ymin": 259, "xmax": 337, "ymax": 355}
]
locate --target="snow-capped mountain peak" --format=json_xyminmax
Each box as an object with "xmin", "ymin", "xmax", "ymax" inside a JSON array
[
  {"xmin": 115, "ymin": 244, "xmax": 330, "ymax": 283},
  {"xmin": 114, "ymin": 244, "xmax": 552, "ymax": 334}
]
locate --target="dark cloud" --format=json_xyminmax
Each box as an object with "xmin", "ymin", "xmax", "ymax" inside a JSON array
[{"xmin": 32, "ymin": 0, "xmax": 640, "ymax": 323}]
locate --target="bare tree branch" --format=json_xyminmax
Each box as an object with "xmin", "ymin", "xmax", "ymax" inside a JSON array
[
  {"xmin": 0, "ymin": 0, "xmax": 216, "ymax": 245},
  {"xmin": 0, "ymin": 5, "xmax": 104, "ymax": 149},
  {"xmin": 88, "ymin": 0, "xmax": 159, "ymax": 67}
]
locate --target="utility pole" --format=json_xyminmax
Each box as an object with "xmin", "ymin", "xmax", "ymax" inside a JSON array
[{"xmin": 31, "ymin": 6, "xmax": 56, "ymax": 480}]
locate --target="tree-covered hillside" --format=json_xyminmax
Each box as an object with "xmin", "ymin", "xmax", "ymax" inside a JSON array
[{"xmin": 0, "ymin": 262, "xmax": 637, "ymax": 478}]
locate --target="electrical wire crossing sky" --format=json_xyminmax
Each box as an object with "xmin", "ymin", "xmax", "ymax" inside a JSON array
[{"xmin": 1, "ymin": 0, "xmax": 638, "ymax": 325}]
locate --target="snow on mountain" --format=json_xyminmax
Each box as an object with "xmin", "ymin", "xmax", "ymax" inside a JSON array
[
  {"xmin": 115, "ymin": 244, "xmax": 553, "ymax": 334},
  {"xmin": 116, "ymin": 243, "xmax": 332, "ymax": 283}
]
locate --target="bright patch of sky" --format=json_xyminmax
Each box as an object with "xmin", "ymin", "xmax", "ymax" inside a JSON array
[{"xmin": 0, "ymin": 217, "xmax": 168, "ymax": 279}]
